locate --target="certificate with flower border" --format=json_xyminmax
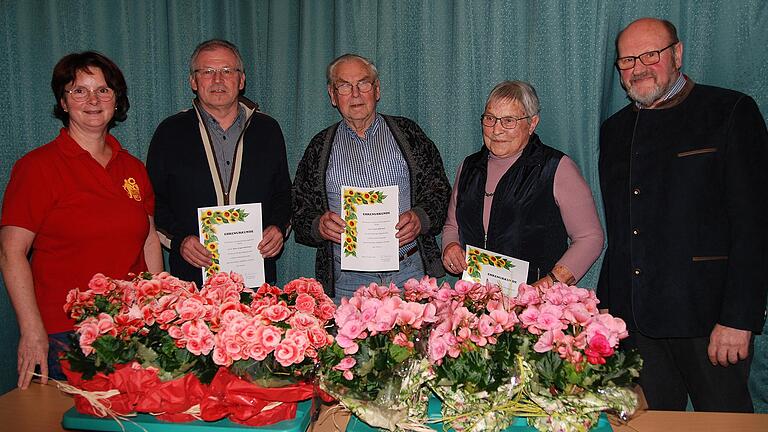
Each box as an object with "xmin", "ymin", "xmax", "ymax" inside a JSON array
[
  {"xmin": 198, "ymin": 203, "xmax": 264, "ymax": 287},
  {"xmin": 340, "ymin": 185, "xmax": 399, "ymax": 272},
  {"xmin": 462, "ymin": 245, "xmax": 529, "ymax": 297}
]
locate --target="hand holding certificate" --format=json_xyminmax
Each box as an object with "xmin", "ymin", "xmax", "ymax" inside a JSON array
[
  {"xmin": 462, "ymin": 245, "xmax": 529, "ymax": 297},
  {"xmin": 340, "ymin": 185, "xmax": 400, "ymax": 272},
  {"xmin": 198, "ymin": 203, "xmax": 265, "ymax": 287}
]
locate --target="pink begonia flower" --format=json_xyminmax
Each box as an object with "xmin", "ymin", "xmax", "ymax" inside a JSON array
[
  {"xmin": 563, "ymin": 303, "xmax": 592, "ymax": 325},
  {"xmin": 316, "ymin": 301, "xmax": 336, "ymax": 321},
  {"xmin": 212, "ymin": 346, "xmax": 232, "ymax": 366},
  {"xmin": 295, "ymin": 293, "xmax": 317, "ymax": 314},
  {"xmin": 333, "ymin": 302, "xmax": 359, "ymax": 327},
  {"xmin": 478, "ymin": 314, "xmax": 497, "ymax": 337},
  {"xmin": 286, "ymin": 328, "xmax": 311, "ymax": 350},
  {"xmin": 275, "ymin": 339, "xmax": 304, "ymax": 367},
  {"xmin": 77, "ymin": 321, "xmax": 99, "ymax": 356},
  {"xmin": 168, "ymin": 325, "xmax": 183, "ymax": 339},
  {"xmin": 263, "ymin": 303, "xmax": 291, "ymax": 322},
  {"xmin": 248, "ymin": 344, "xmax": 269, "ymax": 361},
  {"xmin": 88, "ymin": 273, "xmax": 114, "ymax": 295},
  {"xmin": 308, "ymin": 326, "xmax": 331, "ymax": 348},
  {"xmin": 453, "ymin": 280, "xmax": 475, "ymax": 296},
  {"xmin": 429, "ymin": 334, "xmax": 448, "ymax": 363},
  {"xmin": 288, "ymin": 312, "xmax": 318, "ymax": 330},
  {"xmin": 257, "ymin": 325, "xmax": 283, "ymax": 349},
  {"xmin": 176, "ymin": 297, "xmax": 206, "ymax": 322},
  {"xmin": 156, "ymin": 309, "xmax": 178, "ymax": 326},
  {"xmin": 224, "ymin": 336, "xmax": 243, "ymax": 357},
  {"xmin": 136, "ymin": 279, "xmax": 162, "ymax": 298},
  {"xmin": 515, "ymin": 284, "xmax": 541, "ymax": 306},
  {"xmin": 392, "ymin": 332, "xmax": 414, "ymax": 348},
  {"xmin": 338, "ymin": 319, "xmax": 365, "ymax": 341},
  {"xmin": 241, "ymin": 322, "xmax": 259, "ymax": 343},
  {"xmin": 519, "ymin": 305, "xmax": 540, "ymax": 327},
  {"xmin": 96, "ymin": 313, "xmax": 117, "ymax": 336},
  {"xmin": 333, "ymin": 356, "xmax": 356, "ymax": 372},
  {"xmin": 585, "ymin": 333, "xmax": 614, "ymax": 365}
]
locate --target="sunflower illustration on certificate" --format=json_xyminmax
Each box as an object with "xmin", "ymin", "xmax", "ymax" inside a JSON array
[
  {"xmin": 198, "ymin": 203, "xmax": 264, "ymax": 287},
  {"xmin": 462, "ymin": 245, "xmax": 529, "ymax": 297},
  {"xmin": 340, "ymin": 185, "xmax": 399, "ymax": 272}
]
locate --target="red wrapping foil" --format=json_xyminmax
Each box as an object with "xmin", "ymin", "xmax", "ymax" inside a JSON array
[{"xmin": 61, "ymin": 362, "xmax": 326, "ymax": 426}]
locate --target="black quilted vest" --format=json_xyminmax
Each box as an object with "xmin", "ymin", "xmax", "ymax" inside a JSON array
[{"xmin": 456, "ymin": 134, "xmax": 568, "ymax": 282}]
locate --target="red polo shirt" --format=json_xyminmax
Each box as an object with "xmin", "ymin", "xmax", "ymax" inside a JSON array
[{"xmin": 1, "ymin": 129, "xmax": 154, "ymax": 333}]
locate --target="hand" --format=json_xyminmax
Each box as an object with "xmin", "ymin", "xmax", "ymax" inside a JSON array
[
  {"xmin": 708, "ymin": 324, "xmax": 751, "ymax": 367},
  {"xmin": 179, "ymin": 235, "xmax": 212, "ymax": 268},
  {"xmin": 531, "ymin": 275, "xmax": 556, "ymax": 289},
  {"xmin": 396, "ymin": 210, "xmax": 421, "ymax": 247},
  {"xmin": 259, "ymin": 225, "xmax": 284, "ymax": 258},
  {"xmin": 442, "ymin": 242, "xmax": 467, "ymax": 274},
  {"xmin": 318, "ymin": 211, "xmax": 345, "ymax": 244},
  {"xmin": 17, "ymin": 328, "xmax": 48, "ymax": 389}
]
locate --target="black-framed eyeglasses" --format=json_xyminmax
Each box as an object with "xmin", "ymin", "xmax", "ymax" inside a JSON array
[
  {"xmin": 65, "ymin": 86, "xmax": 115, "ymax": 102},
  {"xmin": 193, "ymin": 67, "xmax": 242, "ymax": 78},
  {"xmin": 615, "ymin": 42, "xmax": 678, "ymax": 70},
  {"xmin": 334, "ymin": 80, "xmax": 375, "ymax": 95},
  {"xmin": 480, "ymin": 114, "xmax": 530, "ymax": 129}
]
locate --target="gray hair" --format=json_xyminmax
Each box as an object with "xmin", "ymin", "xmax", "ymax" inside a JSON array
[
  {"xmin": 326, "ymin": 53, "xmax": 379, "ymax": 85},
  {"xmin": 189, "ymin": 39, "xmax": 244, "ymax": 75},
  {"xmin": 486, "ymin": 80, "xmax": 541, "ymax": 118}
]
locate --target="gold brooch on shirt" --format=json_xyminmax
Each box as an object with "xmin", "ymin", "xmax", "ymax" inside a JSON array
[{"xmin": 122, "ymin": 177, "xmax": 142, "ymax": 201}]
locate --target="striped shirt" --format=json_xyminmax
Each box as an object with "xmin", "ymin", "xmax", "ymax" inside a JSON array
[
  {"xmin": 326, "ymin": 114, "xmax": 416, "ymax": 257},
  {"xmin": 198, "ymin": 105, "xmax": 245, "ymax": 187}
]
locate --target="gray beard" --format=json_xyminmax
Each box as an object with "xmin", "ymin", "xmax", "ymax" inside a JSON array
[{"xmin": 627, "ymin": 82, "xmax": 666, "ymax": 107}]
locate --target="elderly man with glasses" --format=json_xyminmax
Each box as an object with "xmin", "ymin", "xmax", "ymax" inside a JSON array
[
  {"xmin": 597, "ymin": 18, "xmax": 768, "ymax": 412},
  {"xmin": 146, "ymin": 39, "xmax": 291, "ymax": 288},
  {"xmin": 293, "ymin": 53, "xmax": 451, "ymax": 303}
]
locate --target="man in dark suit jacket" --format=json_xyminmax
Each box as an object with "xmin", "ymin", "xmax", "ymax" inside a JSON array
[
  {"xmin": 146, "ymin": 39, "xmax": 291, "ymax": 287},
  {"xmin": 598, "ymin": 18, "xmax": 768, "ymax": 412}
]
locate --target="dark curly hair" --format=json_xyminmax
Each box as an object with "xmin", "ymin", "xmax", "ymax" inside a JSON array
[{"xmin": 51, "ymin": 51, "xmax": 129, "ymax": 129}]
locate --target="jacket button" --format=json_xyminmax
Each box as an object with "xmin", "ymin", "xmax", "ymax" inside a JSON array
[
  {"xmin": 632, "ymin": 228, "xmax": 639, "ymax": 235},
  {"xmin": 633, "ymin": 268, "xmax": 641, "ymax": 275},
  {"xmin": 633, "ymin": 188, "xmax": 641, "ymax": 195}
]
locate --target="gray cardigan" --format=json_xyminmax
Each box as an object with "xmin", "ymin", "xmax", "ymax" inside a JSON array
[{"xmin": 292, "ymin": 114, "xmax": 451, "ymax": 296}]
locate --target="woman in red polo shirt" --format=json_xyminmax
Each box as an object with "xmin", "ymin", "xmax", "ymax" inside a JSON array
[{"xmin": 0, "ymin": 52, "xmax": 163, "ymax": 389}]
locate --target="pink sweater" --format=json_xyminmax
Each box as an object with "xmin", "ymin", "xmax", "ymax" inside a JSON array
[{"xmin": 441, "ymin": 152, "xmax": 604, "ymax": 282}]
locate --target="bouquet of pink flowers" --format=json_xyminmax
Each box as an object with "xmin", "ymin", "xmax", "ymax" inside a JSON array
[
  {"xmin": 319, "ymin": 279, "xmax": 439, "ymax": 431},
  {"xmin": 217, "ymin": 277, "xmax": 337, "ymax": 385},
  {"xmin": 62, "ymin": 272, "xmax": 336, "ymax": 426},
  {"xmin": 427, "ymin": 281, "xmax": 641, "ymax": 432}
]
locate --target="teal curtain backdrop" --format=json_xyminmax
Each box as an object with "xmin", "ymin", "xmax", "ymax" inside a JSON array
[{"xmin": 0, "ymin": 0, "xmax": 766, "ymax": 408}]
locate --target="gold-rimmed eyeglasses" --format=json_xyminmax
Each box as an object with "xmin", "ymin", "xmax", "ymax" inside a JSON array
[{"xmin": 65, "ymin": 86, "xmax": 115, "ymax": 102}]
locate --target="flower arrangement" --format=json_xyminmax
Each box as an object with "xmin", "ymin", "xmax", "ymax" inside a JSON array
[
  {"xmin": 427, "ymin": 281, "xmax": 641, "ymax": 432},
  {"xmin": 319, "ymin": 279, "xmax": 438, "ymax": 431},
  {"xmin": 62, "ymin": 272, "xmax": 336, "ymax": 426},
  {"xmin": 218, "ymin": 277, "xmax": 337, "ymax": 386}
]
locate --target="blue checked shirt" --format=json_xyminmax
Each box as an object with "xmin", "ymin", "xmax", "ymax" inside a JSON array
[{"xmin": 326, "ymin": 114, "xmax": 416, "ymax": 258}]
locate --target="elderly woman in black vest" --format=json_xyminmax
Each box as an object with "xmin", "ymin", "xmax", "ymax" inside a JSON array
[{"xmin": 441, "ymin": 81, "xmax": 603, "ymax": 287}]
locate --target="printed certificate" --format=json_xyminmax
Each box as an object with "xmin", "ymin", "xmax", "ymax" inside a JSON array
[
  {"xmin": 462, "ymin": 245, "xmax": 529, "ymax": 297},
  {"xmin": 340, "ymin": 185, "xmax": 400, "ymax": 272},
  {"xmin": 198, "ymin": 203, "xmax": 264, "ymax": 287}
]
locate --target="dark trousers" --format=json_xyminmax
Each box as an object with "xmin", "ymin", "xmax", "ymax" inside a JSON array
[{"xmin": 627, "ymin": 332, "xmax": 754, "ymax": 412}]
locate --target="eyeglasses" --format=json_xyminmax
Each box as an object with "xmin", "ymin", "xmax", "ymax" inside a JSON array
[
  {"xmin": 334, "ymin": 80, "xmax": 375, "ymax": 95},
  {"xmin": 615, "ymin": 42, "xmax": 677, "ymax": 70},
  {"xmin": 481, "ymin": 114, "xmax": 531, "ymax": 129},
  {"xmin": 65, "ymin": 86, "xmax": 115, "ymax": 102},
  {"xmin": 193, "ymin": 67, "xmax": 242, "ymax": 78}
]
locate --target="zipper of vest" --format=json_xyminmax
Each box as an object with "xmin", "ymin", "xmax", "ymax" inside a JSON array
[{"xmin": 483, "ymin": 232, "xmax": 488, "ymax": 249}]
